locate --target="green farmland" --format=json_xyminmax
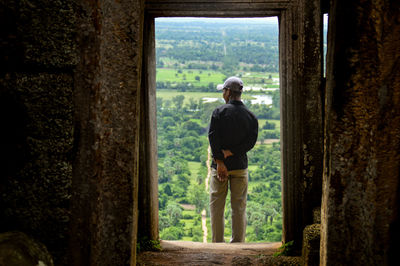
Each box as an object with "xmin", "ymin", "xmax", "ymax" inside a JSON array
[
  {"xmin": 156, "ymin": 68, "xmax": 226, "ymax": 87},
  {"xmin": 156, "ymin": 68, "xmax": 279, "ymax": 91}
]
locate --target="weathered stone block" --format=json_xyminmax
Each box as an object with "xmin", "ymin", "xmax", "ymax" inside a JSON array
[
  {"xmin": 14, "ymin": 73, "xmax": 74, "ymax": 140},
  {"xmin": 0, "ymin": 231, "xmax": 54, "ymax": 266},
  {"xmin": 0, "ymin": 0, "xmax": 78, "ymax": 69},
  {"xmin": 0, "ymin": 73, "xmax": 73, "ymax": 265},
  {"xmin": 70, "ymin": 0, "xmax": 144, "ymax": 264},
  {"xmin": 312, "ymin": 207, "xmax": 320, "ymax": 224},
  {"xmin": 302, "ymin": 224, "xmax": 320, "ymax": 266},
  {"xmin": 321, "ymin": 0, "xmax": 400, "ymax": 264}
]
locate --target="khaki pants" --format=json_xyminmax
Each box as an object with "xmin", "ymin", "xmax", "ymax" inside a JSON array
[{"xmin": 209, "ymin": 168, "xmax": 248, "ymax": 243}]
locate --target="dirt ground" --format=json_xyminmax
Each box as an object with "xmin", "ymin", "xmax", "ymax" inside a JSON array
[{"xmin": 137, "ymin": 241, "xmax": 301, "ymax": 265}]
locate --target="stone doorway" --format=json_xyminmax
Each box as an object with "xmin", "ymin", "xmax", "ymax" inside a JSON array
[{"xmin": 139, "ymin": 0, "xmax": 324, "ymax": 253}]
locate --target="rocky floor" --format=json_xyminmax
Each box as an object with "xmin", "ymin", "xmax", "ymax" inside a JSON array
[{"xmin": 137, "ymin": 241, "xmax": 301, "ymax": 265}]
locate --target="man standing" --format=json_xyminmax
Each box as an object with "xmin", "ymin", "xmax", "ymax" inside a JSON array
[{"xmin": 208, "ymin": 76, "xmax": 258, "ymax": 243}]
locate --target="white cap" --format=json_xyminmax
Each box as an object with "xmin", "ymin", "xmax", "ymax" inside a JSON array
[{"xmin": 217, "ymin": 76, "xmax": 243, "ymax": 92}]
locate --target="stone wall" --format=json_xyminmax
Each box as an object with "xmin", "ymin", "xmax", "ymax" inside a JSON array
[
  {"xmin": 1, "ymin": 0, "xmax": 145, "ymax": 265},
  {"xmin": 0, "ymin": 0, "xmax": 77, "ymax": 264},
  {"xmin": 70, "ymin": 0, "xmax": 144, "ymax": 265},
  {"xmin": 321, "ymin": 0, "xmax": 400, "ymax": 265}
]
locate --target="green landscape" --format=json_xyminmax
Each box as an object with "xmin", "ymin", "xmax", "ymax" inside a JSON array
[{"xmin": 155, "ymin": 18, "xmax": 282, "ymax": 243}]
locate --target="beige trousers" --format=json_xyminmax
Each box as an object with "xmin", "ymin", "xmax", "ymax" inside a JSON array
[{"xmin": 209, "ymin": 168, "xmax": 248, "ymax": 243}]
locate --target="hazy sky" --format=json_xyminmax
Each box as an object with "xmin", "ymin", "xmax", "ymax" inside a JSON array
[
  {"xmin": 156, "ymin": 17, "xmax": 278, "ymax": 24},
  {"xmin": 156, "ymin": 16, "xmax": 328, "ymax": 27}
]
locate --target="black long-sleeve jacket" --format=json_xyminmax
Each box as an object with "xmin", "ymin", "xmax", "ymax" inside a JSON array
[{"xmin": 208, "ymin": 100, "xmax": 258, "ymax": 171}]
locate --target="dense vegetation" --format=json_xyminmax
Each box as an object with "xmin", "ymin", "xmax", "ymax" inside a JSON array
[
  {"xmin": 157, "ymin": 94, "xmax": 282, "ymax": 242},
  {"xmin": 156, "ymin": 18, "xmax": 283, "ymax": 243}
]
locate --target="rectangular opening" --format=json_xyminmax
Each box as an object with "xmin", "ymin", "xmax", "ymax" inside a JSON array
[{"xmin": 155, "ymin": 17, "xmax": 282, "ymax": 243}]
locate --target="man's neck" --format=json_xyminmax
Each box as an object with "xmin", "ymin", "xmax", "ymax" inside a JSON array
[{"xmin": 229, "ymin": 97, "xmax": 241, "ymax": 102}]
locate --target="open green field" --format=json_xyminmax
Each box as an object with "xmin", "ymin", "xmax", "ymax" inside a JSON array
[
  {"xmin": 156, "ymin": 68, "xmax": 226, "ymax": 87},
  {"xmin": 157, "ymin": 90, "xmax": 223, "ymax": 103},
  {"xmin": 157, "ymin": 90, "xmax": 265, "ymax": 104},
  {"xmin": 156, "ymin": 67, "xmax": 280, "ymax": 88},
  {"xmin": 240, "ymin": 72, "xmax": 279, "ymax": 79},
  {"xmin": 159, "ymin": 57, "xmax": 220, "ymax": 69},
  {"xmin": 237, "ymin": 72, "xmax": 279, "ymax": 86}
]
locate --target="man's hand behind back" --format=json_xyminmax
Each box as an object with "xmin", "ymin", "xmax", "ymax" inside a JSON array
[
  {"xmin": 222, "ymin": 149, "xmax": 233, "ymax": 159},
  {"xmin": 216, "ymin": 159, "xmax": 228, "ymax": 182}
]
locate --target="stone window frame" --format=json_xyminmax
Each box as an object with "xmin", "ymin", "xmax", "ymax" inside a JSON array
[{"xmin": 139, "ymin": 0, "xmax": 324, "ymax": 248}]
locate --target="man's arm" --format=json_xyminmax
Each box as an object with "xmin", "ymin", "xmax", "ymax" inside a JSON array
[
  {"xmin": 208, "ymin": 109, "xmax": 224, "ymax": 160},
  {"xmin": 209, "ymin": 109, "xmax": 229, "ymax": 182}
]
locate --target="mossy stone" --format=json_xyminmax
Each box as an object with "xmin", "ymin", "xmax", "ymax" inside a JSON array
[{"xmin": 0, "ymin": 231, "xmax": 54, "ymax": 266}]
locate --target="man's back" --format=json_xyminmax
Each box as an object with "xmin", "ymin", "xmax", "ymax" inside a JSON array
[{"xmin": 208, "ymin": 100, "xmax": 258, "ymax": 171}]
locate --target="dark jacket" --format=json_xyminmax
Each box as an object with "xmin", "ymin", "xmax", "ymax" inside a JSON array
[{"xmin": 208, "ymin": 99, "xmax": 258, "ymax": 171}]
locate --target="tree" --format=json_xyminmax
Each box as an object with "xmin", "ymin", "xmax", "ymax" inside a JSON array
[
  {"xmin": 191, "ymin": 227, "xmax": 203, "ymax": 242},
  {"xmin": 161, "ymin": 116, "xmax": 175, "ymax": 129},
  {"xmin": 172, "ymin": 95, "xmax": 185, "ymax": 108},
  {"xmin": 182, "ymin": 121, "xmax": 203, "ymax": 135},
  {"xmin": 250, "ymin": 212, "xmax": 265, "ymax": 240},
  {"xmin": 262, "ymin": 121, "xmax": 276, "ymax": 130},
  {"xmin": 208, "ymin": 82, "xmax": 215, "ymax": 91},
  {"xmin": 188, "ymin": 184, "xmax": 208, "ymax": 213},
  {"xmin": 195, "ymin": 75, "xmax": 200, "ymax": 81},
  {"xmin": 187, "ymin": 98, "xmax": 198, "ymax": 111},
  {"xmin": 272, "ymin": 89, "xmax": 280, "ymax": 108},
  {"xmin": 163, "ymin": 184, "xmax": 172, "ymax": 196},
  {"xmin": 161, "ymin": 226, "xmax": 184, "ymax": 240},
  {"xmin": 165, "ymin": 202, "xmax": 183, "ymax": 226},
  {"xmin": 156, "ymin": 97, "xmax": 164, "ymax": 114}
]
